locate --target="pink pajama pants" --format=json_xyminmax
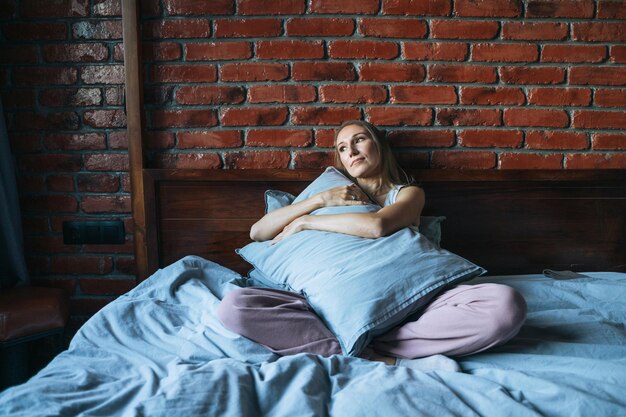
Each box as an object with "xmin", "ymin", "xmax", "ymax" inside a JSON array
[{"xmin": 217, "ymin": 283, "xmax": 527, "ymax": 359}]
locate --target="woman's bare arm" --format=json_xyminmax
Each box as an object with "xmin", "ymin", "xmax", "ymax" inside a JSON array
[
  {"xmin": 271, "ymin": 186, "xmax": 425, "ymax": 243},
  {"xmin": 250, "ymin": 184, "xmax": 370, "ymax": 242}
]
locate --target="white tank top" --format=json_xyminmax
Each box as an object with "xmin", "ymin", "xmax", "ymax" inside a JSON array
[{"xmin": 382, "ymin": 185, "xmax": 420, "ymax": 232}]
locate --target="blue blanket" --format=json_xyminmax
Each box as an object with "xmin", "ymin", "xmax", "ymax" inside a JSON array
[{"xmin": 1, "ymin": 256, "xmax": 625, "ymax": 416}]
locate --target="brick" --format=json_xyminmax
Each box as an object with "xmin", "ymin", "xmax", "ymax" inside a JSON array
[
  {"xmin": 44, "ymin": 43, "xmax": 108, "ymax": 63},
  {"xmin": 292, "ymin": 62, "xmax": 356, "ymax": 81},
  {"xmin": 565, "ymin": 153, "xmax": 626, "ymax": 169},
  {"xmin": 526, "ymin": 0, "xmax": 594, "ymax": 18},
  {"xmin": 572, "ymin": 110, "xmax": 626, "ymax": 129},
  {"xmin": 591, "ymin": 133, "xmax": 626, "ymax": 150},
  {"xmin": 310, "ymin": 0, "xmax": 379, "ymax": 14},
  {"xmin": 151, "ymin": 64, "xmax": 216, "ymax": 83},
  {"xmin": 72, "ymin": 20, "xmax": 123, "ymax": 40},
  {"xmin": 150, "ymin": 153, "xmax": 222, "ymax": 169},
  {"xmin": 460, "ymin": 87, "xmax": 525, "ymax": 105},
  {"xmin": 44, "ymin": 133, "xmax": 106, "ymax": 151},
  {"xmin": 293, "ymin": 151, "xmax": 335, "ymax": 169},
  {"xmin": 79, "ymin": 278, "xmax": 135, "ymax": 296},
  {"xmin": 504, "ymin": 108, "xmax": 568, "ymax": 127},
  {"xmin": 256, "ymin": 40, "xmax": 325, "ymax": 60},
  {"xmin": 214, "ymin": 18, "xmax": 282, "ymax": 37},
  {"xmin": 220, "ymin": 107, "xmax": 289, "ymax": 126},
  {"xmin": 329, "ymin": 40, "xmax": 399, "ymax": 59},
  {"xmin": 526, "ymin": 131, "xmax": 589, "ymax": 150},
  {"xmin": 220, "ymin": 63, "xmax": 289, "ymax": 82},
  {"xmin": 115, "ymin": 256, "xmax": 136, "ymax": 275},
  {"xmin": 499, "ymin": 153, "xmax": 563, "ymax": 169},
  {"xmin": 320, "ymin": 85, "xmax": 387, "ymax": 104},
  {"xmin": 81, "ymin": 195, "xmax": 130, "ymax": 213},
  {"xmin": 428, "ymin": 65, "xmax": 497, "ymax": 83},
  {"xmin": 17, "ymin": 175, "xmax": 45, "ymax": 193},
  {"xmin": 382, "ymin": 0, "xmax": 451, "ymax": 15},
  {"xmin": 105, "ymin": 87, "xmax": 124, "ymax": 105},
  {"xmin": 455, "ymin": 0, "xmax": 521, "ymax": 17},
  {"xmin": 499, "ymin": 67, "xmax": 565, "ymax": 84},
  {"xmin": 541, "ymin": 45, "xmax": 607, "ymax": 63},
  {"xmin": 135, "ymin": 84, "xmax": 174, "ymax": 104},
  {"xmin": 437, "ymin": 109, "xmax": 501, "ymax": 126},
  {"xmin": 391, "ymin": 86, "xmax": 456, "ymax": 104},
  {"xmin": 238, "ymin": 0, "xmax": 305, "ymax": 14},
  {"xmin": 14, "ymin": 67, "xmax": 77, "ymax": 86},
  {"xmin": 18, "ymin": 153, "xmax": 82, "ymax": 172},
  {"xmin": 458, "ymin": 130, "xmax": 523, "ymax": 148},
  {"xmin": 431, "ymin": 151, "xmax": 496, "ymax": 169},
  {"xmin": 286, "ymin": 18, "xmax": 354, "ymax": 36},
  {"xmin": 40, "ymin": 88, "xmax": 102, "ymax": 107},
  {"xmin": 22, "ymin": 195, "xmax": 79, "ymax": 212},
  {"xmin": 0, "ymin": 46, "xmax": 38, "ymax": 64},
  {"xmin": 472, "ymin": 43, "xmax": 538, "ymax": 62},
  {"xmin": 527, "ymin": 88, "xmax": 591, "ymax": 106},
  {"xmin": 21, "ymin": 0, "xmax": 89, "ymax": 17},
  {"xmin": 572, "ymin": 23, "xmax": 626, "ymax": 42},
  {"xmin": 81, "ymin": 65, "xmax": 125, "ymax": 84},
  {"xmin": 224, "ymin": 151, "xmax": 291, "ymax": 169},
  {"xmin": 84, "ymin": 153, "xmax": 129, "ymax": 171},
  {"xmin": 107, "ymin": 131, "xmax": 128, "ymax": 149},
  {"xmin": 611, "ymin": 46, "xmax": 626, "ymax": 64},
  {"xmin": 598, "ymin": 0, "xmax": 626, "ymax": 18},
  {"xmin": 431, "ymin": 20, "xmax": 499, "ymax": 39},
  {"xmin": 52, "ymin": 256, "xmax": 113, "ymax": 274},
  {"xmin": 141, "ymin": 42, "xmax": 182, "ymax": 61},
  {"xmin": 93, "ymin": 0, "xmax": 122, "ymax": 16},
  {"xmin": 177, "ymin": 131, "xmax": 243, "ymax": 148},
  {"xmin": 570, "ymin": 67, "xmax": 626, "ymax": 86},
  {"xmin": 22, "ymin": 215, "xmax": 49, "ymax": 234},
  {"xmin": 403, "ymin": 42, "xmax": 468, "ymax": 61},
  {"xmin": 315, "ymin": 129, "xmax": 336, "ymax": 147},
  {"xmin": 144, "ymin": 19, "xmax": 210, "ymax": 38},
  {"xmin": 359, "ymin": 63, "xmax": 425, "ymax": 82},
  {"xmin": 395, "ymin": 152, "xmax": 430, "ymax": 168},
  {"xmin": 291, "ymin": 107, "xmax": 361, "ymax": 125},
  {"xmin": 142, "ymin": 0, "xmax": 161, "ymax": 16},
  {"xmin": 2, "ymin": 91, "xmax": 37, "ymax": 110},
  {"xmin": 501, "ymin": 22, "xmax": 567, "ymax": 41},
  {"xmin": 387, "ymin": 130, "xmax": 455, "ymax": 148},
  {"xmin": 177, "ymin": 86, "xmax": 245, "ymax": 105},
  {"xmin": 1, "ymin": 22, "xmax": 67, "ymax": 41},
  {"xmin": 248, "ymin": 85, "xmax": 316, "ymax": 103},
  {"xmin": 164, "ymin": 0, "xmax": 233, "ymax": 15},
  {"xmin": 247, "ymin": 129, "xmax": 313, "ymax": 147},
  {"xmin": 152, "ymin": 109, "xmax": 218, "ymax": 128},
  {"xmin": 366, "ymin": 107, "xmax": 433, "ymax": 126},
  {"xmin": 15, "ymin": 112, "xmax": 80, "ymax": 130},
  {"xmin": 77, "ymin": 174, "xmax": 120, "ymax": 192},
  {"xmin": 84, "ymin": 110, "xmax": 127, "ymax": 128},
  {"xmin": 185, "ymin": 42, "xmax": 251, "ymax": 60},
  {"xmin": 145, "ymin": 131, "xmax": 176, "ymax": 150},
  {"xmin": 9, "ymin": 134, "xmax": 42, "ymax": 152},
  {"xmin": 46, "ymin": 175, "xmax": 75, "ymax": 192},
  {"xmin": 358, "ymin": 18, "xmax": 427, "ymax": 38},
  {"xmin": 69, "ymin": 297, "xmax": 115, "ymax": 317},
  {"xmin": 595, "ymin": 89, "xmax": 626, "ymax": 107}
]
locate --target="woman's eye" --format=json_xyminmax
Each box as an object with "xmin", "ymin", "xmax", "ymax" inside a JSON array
[{"xmin": 338, "ymin": 146, "xmax": 345, "ymax": 152}]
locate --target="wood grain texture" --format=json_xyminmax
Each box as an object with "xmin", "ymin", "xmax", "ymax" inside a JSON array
[{"xmin": 138, "ymin": 169, "xmax": 626, "ymax": 279}]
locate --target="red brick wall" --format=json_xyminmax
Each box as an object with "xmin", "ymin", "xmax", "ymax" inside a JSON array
[{"xmin": 1, "ymin": 0, "xmax": 625, "ymax": 329}]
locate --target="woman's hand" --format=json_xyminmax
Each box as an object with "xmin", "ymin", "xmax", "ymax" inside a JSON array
[
  {"xmin": 270, "ymin": 215, "xmax": 311, "ymax": 245},
  {"xmin": 317, "ymin": 184, "xmax": 370, "ymax": 207}
]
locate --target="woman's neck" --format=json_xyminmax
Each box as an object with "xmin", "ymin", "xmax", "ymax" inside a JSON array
[{"xmin": 357, "ymin": 177, "xmax": 391, "ymax": 203}]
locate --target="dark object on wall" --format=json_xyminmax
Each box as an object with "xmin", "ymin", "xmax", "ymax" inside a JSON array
[
  {"xmin": 0, "ymin": 100, "xmax": 29, "ymax": 290},
  {"xmin": 63, "ymin": 220, "xmax": 125, "ymax": 245}
]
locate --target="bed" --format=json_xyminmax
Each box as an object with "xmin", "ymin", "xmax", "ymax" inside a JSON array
[{"xmin": 0, "ymin": 168, "xmax": 625, "ymax": 417}]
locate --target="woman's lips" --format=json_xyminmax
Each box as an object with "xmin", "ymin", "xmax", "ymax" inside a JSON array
[{"xmin": 351, "ymin": 158, "xmax": 364, "ymax": 166}]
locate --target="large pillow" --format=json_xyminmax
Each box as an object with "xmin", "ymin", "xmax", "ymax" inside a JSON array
[
  {"xmin": 237, "ymin": 167, "xmax": 486, "ymax": 356},
  {"xmin": 263, "ymin": 188, "xmax": 446, "ymax": 247}
]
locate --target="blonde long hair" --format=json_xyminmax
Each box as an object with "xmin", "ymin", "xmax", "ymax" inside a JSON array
[{"xmin": 333, "ymin": 120, "xmax": 414, "ymax": 194}]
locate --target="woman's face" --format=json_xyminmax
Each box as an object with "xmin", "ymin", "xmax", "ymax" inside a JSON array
[{"xmin": 335, "ymin": 124, "xmax": 381, "ymax": 179}]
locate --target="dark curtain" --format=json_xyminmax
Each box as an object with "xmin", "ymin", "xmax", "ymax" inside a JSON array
[{"xmin": 0, "ymin": 99, "xmax": 29, "ymax": 290}]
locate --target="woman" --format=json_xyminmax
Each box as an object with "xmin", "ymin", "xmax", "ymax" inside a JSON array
[{"xmin": 218, "ymin": 120, "xmax": 526, "ymax": 370}]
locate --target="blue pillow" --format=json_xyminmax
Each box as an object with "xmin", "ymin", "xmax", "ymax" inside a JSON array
[
  {"xmin": 237, "ymin": 167, "xmax": 486, "ymax": 356},
  {"xmin": 263, "ymin": 188, "xmax": 446, "ymax": 247}
]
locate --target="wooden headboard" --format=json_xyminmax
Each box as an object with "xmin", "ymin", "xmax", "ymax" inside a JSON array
[{"xmin": 134, "ymin": 168, "xmax": 626, "ymax": 280}]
